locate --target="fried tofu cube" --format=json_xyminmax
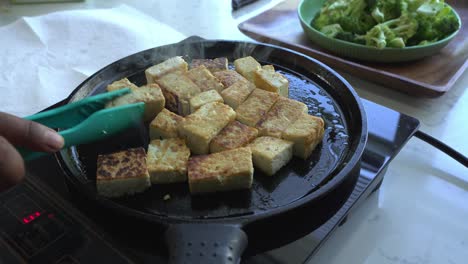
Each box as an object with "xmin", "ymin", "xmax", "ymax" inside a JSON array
[
  {"xmin": 178, "ymin": 102, "xmax": 236, "ymax": 155},
  {"xmin": 220, "ymin": 80, "xmax": 255, "ymax": 110},
  {"xmin": 156, "ymin": 71, "xmax": 201, "ymax": 116},
  {"xmin": 106, "ymin": 83, "xmax": 165, "ymax": 121},
  {"xmin": 256, "ymin": 97, "xmax": 308, "ymax": 138},
  {"xmin": 149, "ymin": 108, "xmax": 184, "ymax": 140},
  {"xmin": 96, "ymin": 148, "xmax": 151, "ymax": 198},
  {"xmin": 235, "ymin": 89, "xmax": 279, "ymax": 127},
  {"xmin": 106, "ymin": 78, "xmax": 139, "ymax": 92},
  {"xmin": 210, "ymin": 121, "xmax": 258, "ymax": 153},
  {"xmin": 146, "ymin": 139, "xmax": 190, "ymax": 184},
  {"xmin": 262, "ymin": 65, "xmax": 275, "ymax": 72},
  {"xmin": 213, "ymin": 70, "xmax": 249, "ymax": 88},
  {"xmin": 248, "ymin": 136, "xmax": 293, "ymax": 176},
  {"xmin": 254, "ymin": 68, "xmax": 289, "ymax": 97},
  {"xmin": 145, "ymin": 56, "xmax": 188, "ymax": 84},
  {"xmin": 189, "ymin": 89, "xmax": 224, "ymax": 113},
  {"xmin": 234, "ymin": 56, "xmax": 261, "ymax": 83},
  {"xmin": 190, "ymin": 57, "xmax": 228, "ymax": 73},
  {"xmin": 282, "ymin": 114, "xmax": 325, "ymax": 159},
  {"xmin": 186, "ymin": 65, "xmax": 224, "ymax": 93},
  {"xmin": 188, "ymin": 147, "xmax": 253, "ymax": 194}
]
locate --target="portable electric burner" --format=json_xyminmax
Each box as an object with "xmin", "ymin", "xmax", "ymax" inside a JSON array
[{"xmin": 0, "ymin": 98, "xmax": 419, "ymax": 264}]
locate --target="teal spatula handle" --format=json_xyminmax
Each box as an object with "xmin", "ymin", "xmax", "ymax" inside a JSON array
[{"xmin": 25, "ymin": 88, "xmax": 132, "ymax": 128}]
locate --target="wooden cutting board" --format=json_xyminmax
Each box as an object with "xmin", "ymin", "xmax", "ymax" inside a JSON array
[{"xmin": 238, "ymin": 0, "xmax": 468, "ymax": 97}]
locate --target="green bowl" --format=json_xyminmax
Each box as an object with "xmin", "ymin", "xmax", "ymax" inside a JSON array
[{"xmin": 297, "ymin": 0, "xmax": 462, "ymax": 63}]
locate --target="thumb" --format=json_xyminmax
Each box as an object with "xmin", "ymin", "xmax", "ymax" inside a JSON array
[{"xmin": 0, "ymin": 112, "xmax": 64, "ymax": 152}]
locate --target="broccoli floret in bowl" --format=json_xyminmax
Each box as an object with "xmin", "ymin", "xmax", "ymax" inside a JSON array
[{"xmin": 298, "ymin": 0, "xmax": 461, "ymax": 62}]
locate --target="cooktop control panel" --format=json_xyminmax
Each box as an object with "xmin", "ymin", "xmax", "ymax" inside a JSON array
[{"xmin": 0, "ymin": 179, "xmax": 132, "ymax": 264}]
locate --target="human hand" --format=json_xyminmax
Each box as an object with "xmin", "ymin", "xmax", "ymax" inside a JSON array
[{"xmin": 0, "ymin": 112, "xmax": 64, "ymax": 191}]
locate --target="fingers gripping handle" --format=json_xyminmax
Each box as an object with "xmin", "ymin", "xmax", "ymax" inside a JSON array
[{"xmin": 165, "ymin": 224, "xmax": 248, "ymax": 264}]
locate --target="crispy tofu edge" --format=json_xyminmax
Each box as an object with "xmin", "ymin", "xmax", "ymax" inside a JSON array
[
  {"xmin": 147, "ymin": 139, "xmax": 190, "ymax": 184},
  {"xmin": 149, "ymin": 109, "xmax": 184, "ymax": 140},
  {"xmin": 187, "ymin": 147, "xmax": 253, "ymax": 194},
  {"xmin": 209, "ymin": 121, "xmax": 258, "ymax": 153},
  {"xmin": 249, "ymin": 137, "xmax": 293, "ymax": 176},
  {"xmin": 255, "ymin": 97, "xmax": 308, "ymax": 138},
  {"xmin": 178, "ymin": 102, "xmax": 236, "ymax": 155},
  {"xmin": 235, "ymin": 89, "xmax": 280, "ymax": 127}
]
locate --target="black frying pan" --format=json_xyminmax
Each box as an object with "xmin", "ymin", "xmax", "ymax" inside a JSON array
[{"xmin": 55, "ymin": 37, "xmax": 367, "ymax": 263}]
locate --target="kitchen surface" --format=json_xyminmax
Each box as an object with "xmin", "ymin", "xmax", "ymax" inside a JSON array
[{"xmin": 1, "ymin": 0, "xmax": 467, "ymax": 263}]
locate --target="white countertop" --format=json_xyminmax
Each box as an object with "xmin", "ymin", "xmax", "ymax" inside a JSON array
[{"xmin": 2, "ymin": 0, "xmax": 467, "ymax": 263}]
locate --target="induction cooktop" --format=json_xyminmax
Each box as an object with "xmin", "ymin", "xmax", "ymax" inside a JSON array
[{"xmin": 0, "ymin": 98, "xmax": 419, "ymax": 264}]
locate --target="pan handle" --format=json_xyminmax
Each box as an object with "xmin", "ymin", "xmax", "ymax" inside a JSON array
[{"xmin": 165, "ymin": 224, "xmax": 248, "ymax": 264}]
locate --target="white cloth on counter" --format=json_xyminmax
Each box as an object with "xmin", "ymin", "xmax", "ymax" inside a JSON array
[{"xmin": 0, "ymin": 5, "xmax": 186, "ymax": 117}]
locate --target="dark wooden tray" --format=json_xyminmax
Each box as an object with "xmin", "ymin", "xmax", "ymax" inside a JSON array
[{"xmin": 238, "ymin": 0, "xmax": 468, "ymax": 97}]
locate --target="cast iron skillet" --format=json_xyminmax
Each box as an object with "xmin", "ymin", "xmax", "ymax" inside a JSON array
[{"xmin": 55, "ymin": 37, "xmax": 367, "ymax": 263}]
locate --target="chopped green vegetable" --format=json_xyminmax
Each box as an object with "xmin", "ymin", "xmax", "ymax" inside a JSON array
[
  {"xmin": 313, "ymin": 0, "xmax": 370, "ymax": 30},
  {"xmin": 311, "ymin": 0, "xmax": 460, "ymax": 49},
  {"xmin": 408, "ymin": 2, "xmax": 460, "ymax": 46},
  {"xmin": 320, "ymin": 24, "xmax": 344, "ymax": 38},
  {"xmin": 369, "ymin": 0, "xmax": 402, "ymax": 23},
  {"xmin": 338, "ymin": 14, "xmax": 375, "ymax": 34}
]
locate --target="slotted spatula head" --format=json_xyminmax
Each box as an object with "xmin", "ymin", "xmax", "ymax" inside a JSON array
[{"xmin": 59, "ymin": 102, "xmax": 145, "ymax": 148}]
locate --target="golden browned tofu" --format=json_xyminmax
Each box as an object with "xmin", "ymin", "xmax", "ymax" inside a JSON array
[
  {"xmin": 235, "ymin": 88, "xmax": 279, "ymax": 127},
  {"xmin": 178, "ymin": 102, "xmax": 236, "ymax": 155},
  {"xmin": 262, "ymin": 65, "xmax": 275, "ymax": 72},
  {"xmin": 106, "ymin": 83, "xmax": 165, "ymax": 121},
  {"xmin": 147, "ymin": 139, "xmax": 190, "ymax": 184},
  {"xmin": 156, "ymin": 71, "xmax": 201, "ymax": 116},
  {"xmin": 248, "ymin": 136, "xmax": 293, "ymax": 176},
  {"xmin": 282, "ymin": 114, "xmax": 325, "ymax": 159},
  {"xmin": 149, "ymin": 108, "xmax": 184, "ymax": 140},
  {"xmin": 186, "ymin": 65, "xmax": 224, "ymax": 93},
  {"xmin": 188, "ymin": 147, "xmax": 253, "ymax": 194},
  {"xmin": 213, "ymin": 70, "xmax": 248, "ymax": 88},
  {"xmin": 210, "ymin": 121, "xmax": 258, "ymax": 153},
  {"xmin": 234, "ymin": 56, "xmax": 261, "ymax": 83},
  {"xmin": 254, "ymin": 68, "xmax": 289, "ymax": 97},
  {"xmin": 189, "ymin": 89, "xmax": 224, "ymax": 113},
  {"xmin": 96, "ymin": 148, "xmax": 151, "ymax": 198},
  {"xmin": 190, "ymin": 57, "xmax": 228, "ymax": 73},
  {"xmin": 145, "ymin": 56, "xmax": 188, "ymax": 84},
  {"xmin": 106, "ymin": 78, "xmax": 139, "ymax": 92},
  {"xmin": 220, "ymin": 80, "xmax": 255, "ymax": 110},
  {"xmin": 256, "ymin": 97, "xmax": 308, "ymax": 138}
]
